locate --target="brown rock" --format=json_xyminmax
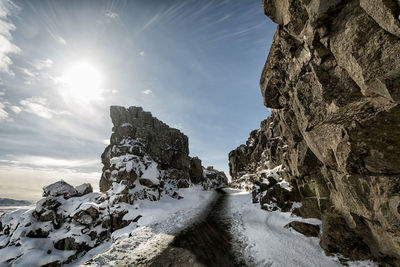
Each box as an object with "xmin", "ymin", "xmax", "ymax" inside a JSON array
[{"xmin": 284, "ymin": 221, "xmax": 320, "ymax": 237}]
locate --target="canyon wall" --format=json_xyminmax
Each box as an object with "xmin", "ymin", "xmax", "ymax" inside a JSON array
[{"xmin": 230, "ymin": 0, "xmax": 400, "ymax": 264}]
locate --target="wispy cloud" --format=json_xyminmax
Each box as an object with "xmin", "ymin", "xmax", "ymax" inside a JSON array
[
  {"xmin": 4, "ymin": 155, "xmax": 99, "ymax": 168},
  {"xmin": 141, "ymin": 13, "xmax": 160, "ymax": 31},
  {"xmin": 0, "ymin": 0, "xmax": 20, "ymax": 75},
  {"xmin": 105, "ymin": 11, "xmax": 119, "ymax": 20},
  {"xmin": 9, "ymin": 105, "xmax": 20, "ymax": 113},
  {"xmin": 0, "ymin": 102, "xmax": 9, "ymax": 121},
  {"xmin": 33, "ymin": 58, "xmax": 53, "ymax": 70},
  {"xmin": 55, "ymin": 35, "xmax": 66, "ymax": 45},
  {"xmin": 18, "ymin": 97, "xmax": 68, "ymax": 119},
  {"xmin": 139, "ymin": 51, "xmax": 145, "ymax": 56}
]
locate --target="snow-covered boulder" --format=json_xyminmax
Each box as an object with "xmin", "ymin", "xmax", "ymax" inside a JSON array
[
  {"xmin": 76, "ymin": 183, "xmax": 93, "ymax": 196},
  {"xmin": 43, "ymin": 180, "xmax": 77, "ymax": 199}
]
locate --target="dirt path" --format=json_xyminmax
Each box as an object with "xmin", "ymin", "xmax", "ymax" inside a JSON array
[{"xmin": 148, "ymin": 188, "xmax": 245, "ymax": 267}]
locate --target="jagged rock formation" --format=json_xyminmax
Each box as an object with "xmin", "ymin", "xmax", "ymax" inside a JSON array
[
  {"xmin": 0, "ymin": 106, "xmax": 227, "ymax": 266},
  {"xmin": 100, "ymin": 106, "xmax": 227, "ymax": 195},
  {"xmin": 230, "ymin": 0, "xmax": 400, "ymax": 264}
]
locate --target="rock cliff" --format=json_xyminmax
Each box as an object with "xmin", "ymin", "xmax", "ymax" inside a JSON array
[{"xmin": 230, "ymin": 0, "xmax": 400, "ymax": 264}]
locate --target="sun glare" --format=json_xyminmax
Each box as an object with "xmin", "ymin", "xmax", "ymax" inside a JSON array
[{"xmin": 58, "ymin": 61, "xmax": 103, "ymax": 105}]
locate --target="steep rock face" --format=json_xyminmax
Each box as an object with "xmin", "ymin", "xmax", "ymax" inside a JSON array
[
  {"xmin": 231, "ymin": 0, "xmax": 400, "ymax": 264},
  {"xmin": 100, "ymin": 106, "xmax": 227, "ymax": 193}
]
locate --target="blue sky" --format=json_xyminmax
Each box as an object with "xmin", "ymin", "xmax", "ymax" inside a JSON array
[{"xmin": 0, "ymin": 0, "xmax": 275, "ymax": 200}]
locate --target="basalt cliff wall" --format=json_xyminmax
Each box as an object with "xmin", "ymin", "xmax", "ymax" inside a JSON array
[{"xmin": 230, "ymin": 0, "xmax": 400, "ymax": 264}]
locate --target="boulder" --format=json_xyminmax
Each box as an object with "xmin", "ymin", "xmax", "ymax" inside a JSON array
[
  {"xmin": 75, "ymin": 183, "xmax": 93, "ymax": 196},
  {"xmin": 284, "ymin": 221, "xmax": 320, "ymax": 237},
  {"xmin": 189, "ymin": 157, "xmax": 203, "ymax": 183},
  {"xmin": 43, "ymin": 180, "xmax": 77, "ymax": 199}
]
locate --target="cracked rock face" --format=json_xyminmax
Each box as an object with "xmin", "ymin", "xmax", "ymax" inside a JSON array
[{"xmin": 230, "ymin": 0, "xmax": 400, "ymax": 264}]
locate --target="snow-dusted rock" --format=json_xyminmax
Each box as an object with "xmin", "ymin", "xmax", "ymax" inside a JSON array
[
  {"xmin": 43, "ymin": 180, "xmax": 77, "ymax": 199},
  {"xmin": 100, "ymin": 106, "xmax": 227, "ymax": 193},
  {"xmin": 76, "ymin": 183, "xmax": 93, "ymax": 196}
]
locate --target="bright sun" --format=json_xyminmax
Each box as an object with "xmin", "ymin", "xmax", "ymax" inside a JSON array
[{"xmin": 58, "ymin": 61, "xmax": 103, "ymax": 104}]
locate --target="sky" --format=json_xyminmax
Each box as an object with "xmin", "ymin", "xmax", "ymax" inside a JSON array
[{"xmin": 0, "ymin": 0, "xmax": 276, "ymax": 200}]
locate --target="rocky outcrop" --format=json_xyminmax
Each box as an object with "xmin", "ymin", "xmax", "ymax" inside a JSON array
[
  {"xmin": 100, "ymin": 106, "xmax": 227, "ymax": 194},
  {"xmin": 230, "ymin": 0, "xmax": 400, "ymax": 264},
  {"xmin": 0, "ymin": 180, "xmax": 132, "ymax": 265}
]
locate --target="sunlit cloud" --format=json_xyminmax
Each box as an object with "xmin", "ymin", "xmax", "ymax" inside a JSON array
[
  {"xmin": 139, "ymin": 51, "xmax": 145, "ymax": 56},
  {"xmin": 55, "ymin": 35, "xmax": 66, "ymax": 45},
  {"xmin": 0, "ymin": 0, "xmax": 20, "ymax": 75},
  {"xmin": 19, "ymin": 67, "xmax": 37, "ymax": 84},
  {"xmin": 10, "ymin": 105, "xmax": 20, "ymax": 113},
  {"xmin": 33, "ymin": 58, "xmax": 53, "ymax": 70},
  {"xmin": 0, "ymin": 102, "xmax": 9, "ymax": 121},
  {"xmin": 142, "ymin": 89, "xmax": 153, "ymax": 95},
  {"xmin": 19, "ymin": 97, "xmax": 68, "ymax": 119},
  {"xmin": 6, "ymin": 155, "xmax": 99, "ymax": 168}
]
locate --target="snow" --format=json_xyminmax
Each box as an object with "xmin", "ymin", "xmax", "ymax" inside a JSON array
[
  {"xmin": 77, "ymin": 185, "xmax": 216, "ymax": 266},
  {"xmin": 140, "ymin": 161, "xmax": 160, "ymax": 185},
  {"xmin": 224, "ymin": 188, "xmax": 377, "ymax": 267}
]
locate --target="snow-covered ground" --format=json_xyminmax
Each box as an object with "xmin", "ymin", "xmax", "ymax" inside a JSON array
[
  {"xmin": 76, "ymin": 185, "xmax": 216, "ymax": 266},
  {"xmin": 224, "ymin": 188, "xmax": 377, "ymax": 267}
]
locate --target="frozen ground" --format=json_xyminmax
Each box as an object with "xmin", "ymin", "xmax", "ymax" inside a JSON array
[
  {"xmin": 224, "ymin": 188, "xmax": 377, "ymax": 267},
  {"xmin": 77, "ymin": 186, "xmax": 216, "ymax": 266}
]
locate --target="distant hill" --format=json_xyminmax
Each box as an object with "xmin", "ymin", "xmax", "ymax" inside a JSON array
[{"xmin": 0, "ymin": 198, "xmax": 31, "ymax": 206}]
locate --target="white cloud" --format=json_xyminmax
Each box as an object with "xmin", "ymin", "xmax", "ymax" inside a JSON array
[
  {"xmin": 0, "ymin": 102, "xmax": 9, "ymax": 121},
  {"xmin": 21, "ymin": 67, "xmax": 34, "ymax": 77},
  {"xmin": 0, "ymin": 91, "xmax": 4, "ymax": 96},
  {"xmin": 139, "ymin": 51, "xmax": 145, "ymax": 56},
  {"xmin": 19, "ymin": 97, "xmax": 53, "ymax": 119},
  {"xmin": 13, "ymin": 155, "xmax": 99, "ymax": 168},
  {"xmin": 111, "ymin": 89, "xmax": 119, "ymax": 94},
  {"xmin": 10, "ymin": 105, "xmax": 20, "ymax": 113},
  {"xmin": 18, "ymin": 97, "xmax": 70, "ymax": 119},
  {"xmin": 0, "ymin": 0, "xmax": 20, "ymax": 75},
  {"xmin": 34, "ymin": 58, "xmax": 53, "ymax": 70},
  {"xmin": 142, "ymin": 89, "xmax": 153, "ymax": 95}
]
